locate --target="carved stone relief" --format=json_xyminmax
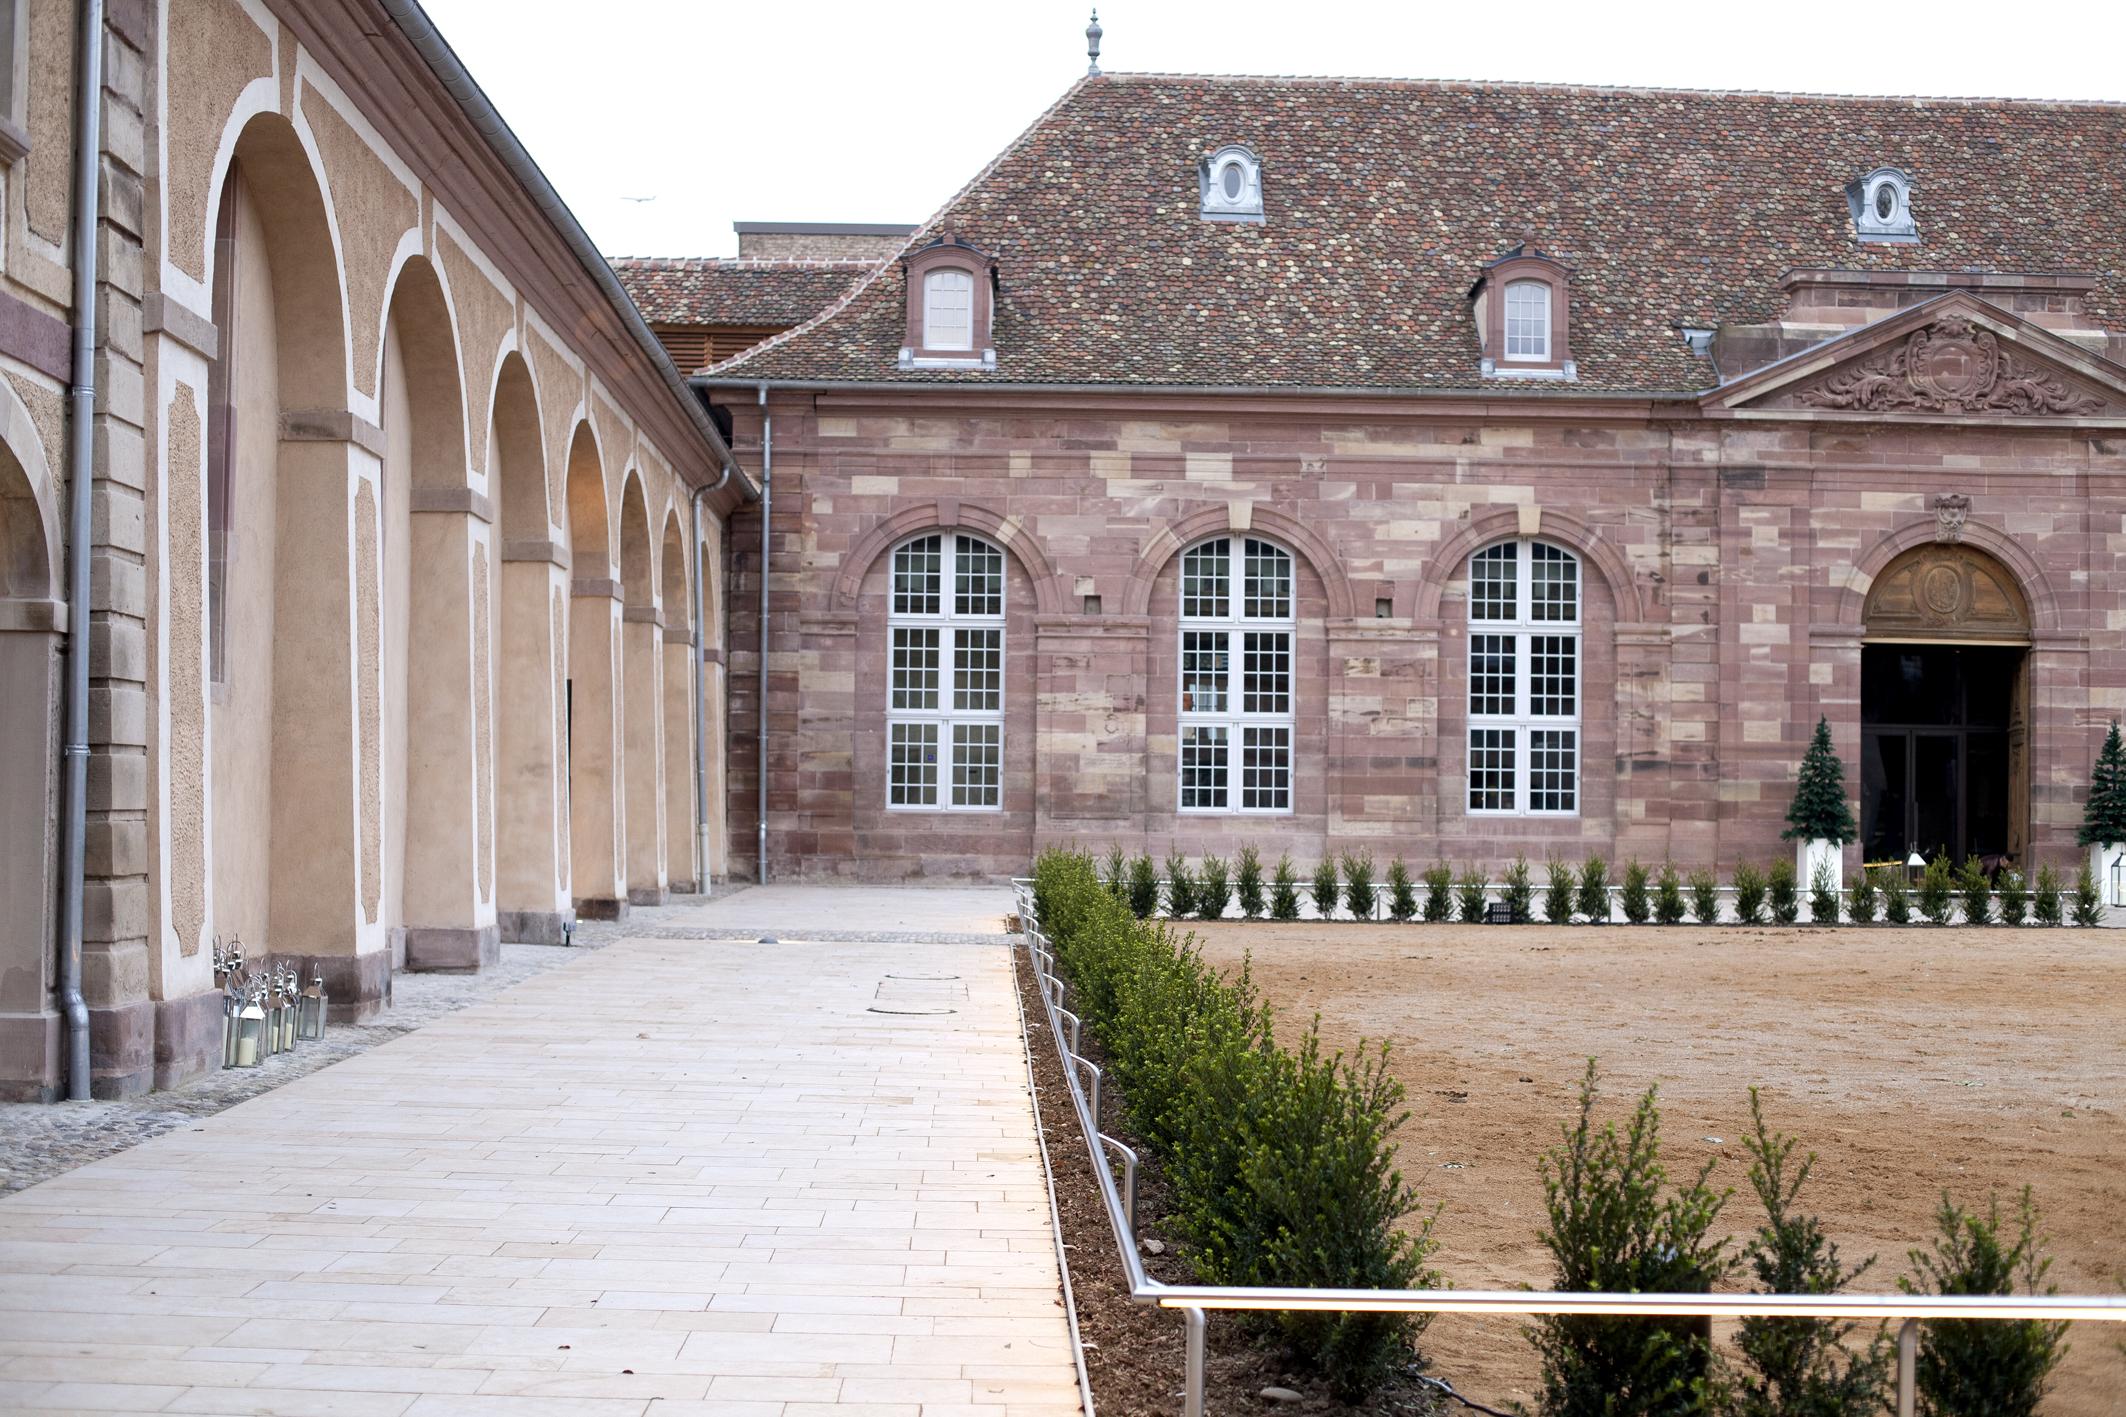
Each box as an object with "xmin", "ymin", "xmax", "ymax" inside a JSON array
[
  {"xmin": 1863, "ymin": 543, "xmax": 2030, "ymax": 641},
  {"xmin": 1795, "ymin": 317, "xmax": 2108, "ymax": 417}
]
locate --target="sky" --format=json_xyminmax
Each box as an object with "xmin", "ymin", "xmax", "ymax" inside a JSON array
[{"xmin": 417, "ymin": 0, "xmax": 2122, "ymax": 261}]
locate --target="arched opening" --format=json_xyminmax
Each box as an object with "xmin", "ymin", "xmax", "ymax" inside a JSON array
[
  {"xmin": 660, "ymin": 512, "xmax": 696, "ymax": 892},
  {"xmin": 0, "ymin": 422, "xmax": 64, "ymax": 1099},
  {"xmin": 202, "ymin": 116, "xmax": 374, "ymax": 1014},
  {"xmin": 378, "ymin": 256, "xmax": 486, "ymax": 969},
  {"xmin": 564, "ymin": 424, "xmax": 623, "ymax": 915},
  {"xmin": 618, "ymin": 476, "xmax": 663, "ymax": 901},
  {"xmin": 492, "ymin": 353, "xmax": 568, "ymax": 941},
  {"xmin": 697, "ymin": 533, "xmax": 724, "ymax": 883},
  {"xmin": 1860, "ymin": 543, "xmax": 2032, "ymax": 869}
]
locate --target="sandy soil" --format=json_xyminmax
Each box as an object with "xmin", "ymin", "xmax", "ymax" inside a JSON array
[{"xmin": 1189, "ymin": 922, "xmax": 2126, "ymax": 1416}]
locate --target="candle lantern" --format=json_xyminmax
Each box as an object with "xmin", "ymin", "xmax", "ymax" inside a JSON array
[
  {"xmin": 282, "ymin": 968, "xmax": 301, "ymax": 1049},
  {"xmin": 1905, "ymin": 850, "xmax": 1925, "ymax": 886},
  {"xmin": 234, "ymin": 994, "xmax": 268, "ymax": 1067},
  {"xmin": 2111, "ymin": 850, "xmax": 2123, "ymax": 911},
  {"xmin": 297, "ymin": 970, "xmax": 327, "ymax": 1041},
  {"xmin": 221, "ymin": 982, "xmax": 243, "ymax": 1068}
]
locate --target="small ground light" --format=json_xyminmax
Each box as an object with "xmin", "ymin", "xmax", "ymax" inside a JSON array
[{"xmin": 1906, "ymin": 850, "xmax": 1925, "ymax": 884}]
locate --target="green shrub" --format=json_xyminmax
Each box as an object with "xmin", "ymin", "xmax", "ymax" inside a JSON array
[
  {"xmin": 1654, "ymin": 863, "xmax": 1687, "ymax": 925},
  {"xmin": 1545, "ymin": 859, "xmax": 1578, "ymax": 924},
  {"xmin": 2070, "ymin": 862, "xmax": 2102, "ymax": 927},
  {"xmin": 1504, "ymin": 856, "xmax": 1536, "ymax": 924},
  {"xmin": 1918, "ymin": 854, "xmax": 1955, "ymax": 926},
  {"xmin": 1311, "ymin": 858, "xmax": 1340, "ymax": 921},
  {"xmin": 1236, "ymin": 845, "xmax": 1266, "ymax": 920},
  {"xmin": 1103, "ymin": 844, "xmax": 1129, "ymax": 905},
  {"xmin": 1620, "ymin": 859, "xmax": 1652, "ymax": 925},
  {"xmin": 1847, "ymin": 869, "xmax": 1880, "ymax": 925},
  {"xmin": 1734, "ymin": 863, "xmax": 1768, "ymax": 925},
  {"xmin": 1456, "ymin": 867, "xmax": 1489, "ymax": 924},
  {"xmin": 1956, "ymin": 858, "xmax": 1992, "ymax": 928},
  {"xmin": 1768, "ymin": 859, "xmax": 1800, "ymax": 925},
  {"xmin": 2032, "ymin": 864, "xmax": 2063, "ymax": 926},
  {"xmin": 1128, "ymin": 854, "xmax": 1159, "ymax": 920},
  {"xmin": 1270, "ymin": 853, "xmax": 1301, "ymax": 921},
  {"xmin": 1995, "ymin": 868, "xmax": 2028, "ymax": 927},
  {"xmin": 1732, "ymin": 1090, "xmax": 1892, "ymax": 1417},
  {"xmin": 1166, "ymin": 852, "xmax": 1198, "ymax": 920},
  {"xmin": 1028, "ymin": 850, "xmax": 1438, "ymax": 1400},
  {"xmin": 1342, "ymin": 850, "xmax": 1377, "ymax": 921},
  {"xmin": 1881, "ymin": 871, "xmax": 1911, "ymax": 926},
  {"xmin": 1900, "ymin": 1187, "xmax": 2068, "ymax": 1417},
  {"xmin": 1529, "ymin": 1062, "xmax": 1732, "ymax": 1417},
  {"xmin": 1386, "ymin": 858, "xmax": 1417, "ymax": 923},
  {"xmin": 1807, "ymin": 861, "xmax": 1840, "ymax": 925},
  {"xmin": 1422, "ymin": 861, "xmax": 1455, "ymax": 923},
  {"xmin": 1576, "ymin": 856, "xmax": 1611, "ymax": 924},
  {"xmin": 1197, "ymin": 855, "xmax": 1232, "ymax": 921},
  {"xmin": 1689, "ymin": 868, "xmax": 1721, "ymax": 926}
]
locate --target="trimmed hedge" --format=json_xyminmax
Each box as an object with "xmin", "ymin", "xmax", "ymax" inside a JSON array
[{"xmin": 1031, "ymin": 850, "xmax": 1438, "ymax": 1399}]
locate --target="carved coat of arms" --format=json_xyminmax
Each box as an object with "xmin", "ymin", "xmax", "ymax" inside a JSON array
[{"xmin": 1799, "ymin": 317, "xmax": 2105, "ymax": 417}]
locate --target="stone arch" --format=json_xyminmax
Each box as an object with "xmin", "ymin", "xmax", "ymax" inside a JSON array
[
  {"xmin": 1408, "ymin": 507, "xmax": 1645, "ymax": 623},
  {"xmin": 618, "ymin": 474, "xmax": 663, "ymax": 898},
  {"xmin": 1123, "ymin": 504, "xmax": 1358, "ymax": 619},
  {"xmin": 1840, "ymin": 518, "xmax": 2058, "ymax": 636},
  {"xmin": 563, "ymin": 420, "xmax": 622, "ymax": 913},
  {"xmin": 491, "ymin": 353, "xmax": 547, "ymax": 540},
  {"xmin": 0, "ymin": 381, "xmax": 57, "ymax": 601},
  {"xmin": 832, "ymin": 499, "xmax": 1066, "ymax": 615},
  {"xmin": 660, "ymin": 510, "xmax": 697, "ymax": 890}
]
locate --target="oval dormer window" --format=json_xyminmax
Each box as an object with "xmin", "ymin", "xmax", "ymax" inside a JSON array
[
  {"xmin": 1200, "ymin": 144, "xmax": 1263, "ymax": 221},
  {"xmin": 1875, "ymin": 183, "xmax": 1896, "ymax": 220},
  {"xmin": 1221, "ymin": 161, "xmax": 1244, "ymax": 200}
]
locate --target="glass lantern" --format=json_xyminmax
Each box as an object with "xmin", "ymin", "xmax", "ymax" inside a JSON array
[
  {"xmin": 234, "ymin": 1000, "xmax": 268, "ymax": 1068},
  {"xmin": 1906, "ymin": 850, "xmax": 1925, "ymax": 885},
  {"xmin": 297, "ymin": 971, "xmax": 327, "ymax": 1041}
]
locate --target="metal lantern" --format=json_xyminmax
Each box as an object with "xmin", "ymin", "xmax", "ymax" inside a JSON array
[
  {"xmin": 297, "ymin": 969, "xmax": 327, "ymax": 1041},
  {"xmin": 234, "ymin": 995, "xmax": 268, "ymax": 1068},
  {"xmin": 2111, "ymin": 850, "xmax": 2124, "ymax": 910},
  {"xmin": 221, "ymin": 982, "xmax": 243, "ymax": 1068},
  {"xmin": 277, "ymin": 967, "xmax": 299, "ymax": 1050},
  {"xmin": 1906, "ymin": 850, "xmax": 1925, "ymax": 885}
]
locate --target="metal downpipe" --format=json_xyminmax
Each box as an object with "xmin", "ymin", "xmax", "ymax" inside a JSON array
[
  {"xmin": 755, "ymin": 386, "xmax": 771, "ymax": 883},
  {"xmin": 56, "ymin": 0, "xmax": 105, "ymax": 1101}
]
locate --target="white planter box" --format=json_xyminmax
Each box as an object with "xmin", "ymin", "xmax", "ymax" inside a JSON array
[{"xmin": 1800, "ymin": 838, "xmax": 1842, "ymax": 918}]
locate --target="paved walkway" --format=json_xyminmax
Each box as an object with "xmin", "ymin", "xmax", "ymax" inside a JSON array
[{"xmin": 0, "ymin": 894, "xmax": 1082, "ymax": 1417}]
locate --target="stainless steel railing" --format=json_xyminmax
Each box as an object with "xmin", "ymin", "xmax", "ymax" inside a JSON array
[{"xmin": 1010, "ymin": 879, "xmax": 2126, "ymax": 1417}]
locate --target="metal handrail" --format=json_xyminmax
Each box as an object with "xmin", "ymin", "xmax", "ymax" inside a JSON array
[{"xmin": 1010, "ymin": 879, "xmax": 2126, "ymax": 1417}]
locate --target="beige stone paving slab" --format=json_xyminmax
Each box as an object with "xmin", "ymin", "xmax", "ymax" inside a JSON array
[{"xmin": 0, "ymin": 935, "xmax": 1077, "ymax": 1416}]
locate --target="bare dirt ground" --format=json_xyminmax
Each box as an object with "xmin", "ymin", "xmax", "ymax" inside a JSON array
[{"xmin": 1190, "ymin": 922, "xmax": 2126, "ymax": 1416}]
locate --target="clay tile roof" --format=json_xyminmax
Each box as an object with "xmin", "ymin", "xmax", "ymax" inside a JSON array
[
  {"xmin": 704, "ymin": 75, "xmax": 2126, "ymax": 393},
  {"xmin": 610, "ymin": 257, "xmax": 874, "ymax": 328}
]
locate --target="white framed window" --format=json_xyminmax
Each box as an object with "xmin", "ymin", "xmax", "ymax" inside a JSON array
[
  {"xmin": 1504, "ymin": 280, "xmax": 1551, "ymax": 360},
  {"xmin": 1198, "ymin": 143, "xmax": 1264, "ymax": 221},
  {"xmin": 1467, "ymin": 539, "xmax": 1581, "ymax": 815},
  {"xmin": 887, "ymin": 532, "xmax": 1005, "ymax": 810},
  {"xmin": 921, "ymin": 268, "xmax": 975, "ymax": 351},
  {"xmin": 1178, "ymin": 536, "xmax": 1295, "ymax": 813}
]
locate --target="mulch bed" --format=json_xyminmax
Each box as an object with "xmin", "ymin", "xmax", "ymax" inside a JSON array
[{"xmin": 1010, "ymin": 945, "xmax": 1447, "ymax": 1417}]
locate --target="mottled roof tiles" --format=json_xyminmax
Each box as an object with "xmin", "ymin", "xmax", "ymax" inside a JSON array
[{"xmin": 610, "ymin": 257, "xmax": 873, "ymax": 328}]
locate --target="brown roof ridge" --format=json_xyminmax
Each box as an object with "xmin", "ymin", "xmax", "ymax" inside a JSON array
[
  {"xmin": 1095, "ymin": 70, "xmax": 2126, "ymax": 109},
  {"xmin": 708, "ymin": 75, "xmax": 1098, "ymax": 379}
]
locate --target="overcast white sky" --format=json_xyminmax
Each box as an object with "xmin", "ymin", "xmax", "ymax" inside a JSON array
[{"xmin": 417, "ymin": 0, "xmax": 2121, "ymax": 261}]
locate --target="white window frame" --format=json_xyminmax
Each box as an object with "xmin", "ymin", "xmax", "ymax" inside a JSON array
[
  {"xmin": 1177, "ymin": 536, "xmax": 1296, "ymax": 815},
  {"xmin": 1504, "ymin": 280, "xmax": 1552, "ymax": 361},
  {"xmin": 1466, "ymin": 538, "xmax": 1581, "ymax": 817},
  {"xmin": 887, "ymin": 532, "xmax": 1005, "ymax": 812},
  {"xmin": 921, "ymin": 268, "xmax": 975, "ymax": 351}
]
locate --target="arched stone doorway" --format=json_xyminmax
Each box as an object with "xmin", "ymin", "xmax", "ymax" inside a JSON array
[{"xmin": 1859, "ymin": 543, "xmax": 2031, "ymax": 868}]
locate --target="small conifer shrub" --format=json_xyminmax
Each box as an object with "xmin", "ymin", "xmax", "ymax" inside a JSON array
[
  {"xmin": 1846, "ymin": 868, "xmax": 1880, "ymax": 925},
  {"xmin": 1576, "ymin": 856, "xmax": 1611, "ymax": 924},
  {"xmin": 1342, "ymin": 850, "xmax": 1378, "ymax": 921},
  {"xmin": 1103, "ymin": 844, "xmax": 1129, "ymax": 904},
  {"xmin": 2070, "ymin": 862, "xmax": 2102, "ymax": 927},
  {"xmin": 1311, "ymin": 858, "xmax": 1340, "ymax": 921},
  {"xmin": 1165, "ymin": 852, "xmax": 1197, "ymax": 920},
  {"xmin": 1270, "ymin": 852, "xmax": 1302, "ymax": 920},
  {"xmin": 1127, "ymin": 854, "xmax": 1159, "ymax": 920},
  {"xmin": 1881, "ymin": 870, "xmax": 1911, "ymax": 925},
  {"xmin": 1456, "ymin": 867, "xmax": 1489, "ymax": 924},
  {"xmin": 1386, "ymin": 858, "xmax": 1417, "ymax": 923},
  {"xmin": 1653, "ymin": 863, "xmax": 1687, "ymax": 925},
  {"xmin": 1503, "ymin": 856, "xmax": 1536, "ymax": 924},
  {"xmin": 2076, "ymin": 719, "xmax": 2126, "ymax": 849},
  {"xmin": 1688, "ymin": 868, "xmax": 1721, "ymax": 926},
  {"xmin": 2032, "ymin": 864, "xmax": 2063, "ymax": 926},
  {"xmin": 1784, "ymin": 716, "xmax": 1860, "ymax": 847},
  {"xmin": 1767, "ymin": 859, "xmax": 1800, "ymax": 925},
  {"xmin": 1733, "ymin": 863, "xmax": 1768, "ymax": 925},
  {"xmin": 1544, "ymin": 859, "xmax": 1577, "ymax": 924},
  {"xmin": 1807, "ymin": 861, "xmax": 1840, "ymax": 925},
  {"xmin": 1235, "ymin": 844, "xmax": 1266, "ymax": 920},
  {"xmin": 1422, "ymin": 861, "xmax": 1455, "ymax": 923},
  {"xmin": 1918, "ymin": 854, "xmax": 1956, "ymax": 926},
  {"xmin": 1901, "ymin": 1188, "xmax": 2068, "ymax": 1417},
  {"xmin": 1196, "ymin": 855, "xmax": 1231, "ymax": 921},
  {"xmin": 1956, "ymin": 858, "xmax": 1993, "ymax": 927},
  {"xmin": 1620, "ymin": 860, "xmax": 1652, "ymax": 925},
  {"xmin": 1995, "ymin": 868, "xmax": 2028, "ymax": 927}
]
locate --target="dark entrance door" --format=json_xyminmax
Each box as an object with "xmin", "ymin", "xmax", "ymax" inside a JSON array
[{"xmin": 1860, "ymin": 645, "xmax": 2021, "ymax": 867}]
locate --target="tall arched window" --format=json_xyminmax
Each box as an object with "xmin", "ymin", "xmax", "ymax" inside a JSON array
[
  {"xmin": 921, "ymin": 269, "xmax": 975, "ymax": 351},
  {"xmin": 1178, "ymin": 536, "xmax": 1294, "ymax": 813},
  {"xmin": 1467, "ymin": 538, "xmax": 1580, "ymax": 814},
  {"xmin": 888, "ymin": 532, "xmax": 1004, "ymax": 810},
  {"xmin": 1504, "ymin": 279, "xmax": 1551, "ymax": 361}
]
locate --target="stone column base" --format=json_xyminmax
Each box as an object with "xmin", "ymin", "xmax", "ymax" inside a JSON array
[
  {"xmin": 574, "ymin": 896, "xmax": 629, "ymax": 921},
  {"xmin": 284, "ymin": 950, "xmax": 394, "ymax": 1024},
  {"xmin": 627, "ymin": 884, "xmax": 669, "ymax": 907},
  {"xmin": 404, "ymin": 924, "xmax": 501, "ymax": 973},
  {"xmin": 497, "ymin": 909, "xmax": 577, "ymax": 946},
  {"xmin": 666, "ymin": 878, "xmax": 698, "ymax": 895},
  {"xmin": 87, "ymin": 997, "xmax": 157, "ymax": 1099},
  {"xmin": 0, "ymin": 1009, "xmax": 61, "ymax": 1102},
  {"xmin": 153, "ymin": 990, "xmax": 228, "ymax": 1090}
]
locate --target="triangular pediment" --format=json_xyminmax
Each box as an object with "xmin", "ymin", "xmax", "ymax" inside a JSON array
[{"xmin": 1704, "ymin": 293, "xmax": 2126, "ymax": 423}]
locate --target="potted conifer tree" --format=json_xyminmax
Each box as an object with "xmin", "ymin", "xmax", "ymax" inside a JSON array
[
  {"xmin": 1783, "ymin": 717, "xmax": 1858, "ymax": 917},
  {"xmin": 2078, "ymin": 721, "xmax": 2126, "ymax": 908}
]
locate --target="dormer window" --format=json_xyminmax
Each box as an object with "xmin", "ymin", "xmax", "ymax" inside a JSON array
[
  {"xmin": 1471, "ymin": 245, "xmax": 1575, "ymax": 381},
  {"xmin": 1849, "ymin": 167, "xmax": 1917, "ymax": 243},
  {"xmin": 900, "ymin": 235, "xmax": 997, "ymax": 370},
  {"xmin": 1199, "ymin": 144, "xmax": 1263, "ymax": 222}
]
